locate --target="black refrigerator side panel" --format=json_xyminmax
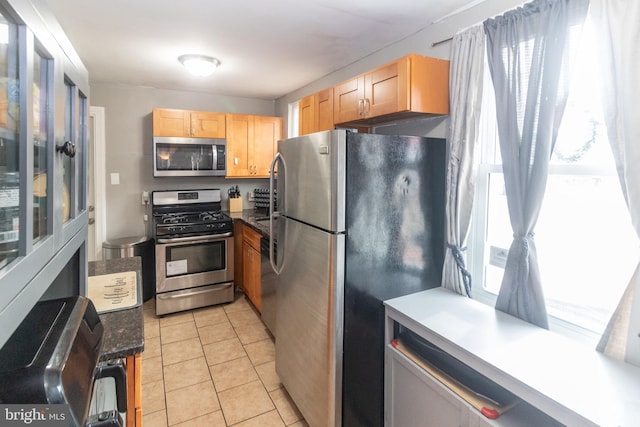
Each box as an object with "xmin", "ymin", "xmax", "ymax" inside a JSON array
[{"xmin": 342, "ymin": 134, "xmax": 446, "ymax": 427}]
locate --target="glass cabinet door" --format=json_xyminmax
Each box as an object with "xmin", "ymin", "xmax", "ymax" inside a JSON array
[
  {"xmin": 0, "ymin": 0, "xmax": 91, "ymax": 352},
  {"xmin": 78, "ymin": 92, "xmax": 87, "ymax": 213},
  {"xmin": 33, "ymin": 50, "xmax": 50, "ymax": 240},
  {"xmin": 0, "ymin": 13, "xmax": 19, "ymax": 268},
  {"xmin": 62, "ymin": 80, "xmax": 86, "ymax": 222},
  {"xmin": 62, "ymin": 78, "xmax": 74, "ymax": 223}
]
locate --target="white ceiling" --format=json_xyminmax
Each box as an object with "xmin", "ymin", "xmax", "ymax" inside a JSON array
[{"xmin": 45, "ymin": 0, "xmax": 476, "ymax": 100}]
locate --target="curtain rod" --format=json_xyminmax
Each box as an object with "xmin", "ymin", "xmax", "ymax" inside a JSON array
[{"xmin": 432, "ymin": 37, "xmax": 453, "ymax": 47}]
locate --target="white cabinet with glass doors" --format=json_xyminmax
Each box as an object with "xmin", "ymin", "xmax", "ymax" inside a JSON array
[{"xmin": 0, "ymin": 0, "xmax": 89, "ymax": 349}]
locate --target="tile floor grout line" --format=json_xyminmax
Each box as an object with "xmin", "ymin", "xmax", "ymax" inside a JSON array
[
  {"xmin": 202, "ymin": 333, "xmax": 227, "ymax": 426},
  {"xmin": 142, "ymin": 296, "xmax": 307, "ymax": 427}
]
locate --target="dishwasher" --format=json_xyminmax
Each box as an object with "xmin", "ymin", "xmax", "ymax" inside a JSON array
[{"xmin": 260, "ymin": 236, "xmax": 277, "ymax": 336}]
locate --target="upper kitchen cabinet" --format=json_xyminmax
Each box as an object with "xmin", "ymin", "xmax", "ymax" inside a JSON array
[
  {"xmin": 152, "ymin": 108, "xmax": 225, "ymax": 138},
  {"xmin": 298, "ymin": 94, "xmax": 315, "ymax": 136},
  {"xmin": 298, "ymin": 88, "xmax": 334, "ymax": 136},
  {"xmin": 0, "ymin": 0, "xmax": 90, "ymax": 349},
  {"xmin": 226, "ymin": 114, "xmax": 282, "ymax": 178},
  {"xmin": 333, "ymin": 54, "xmax": 449, "ymax": 126}
]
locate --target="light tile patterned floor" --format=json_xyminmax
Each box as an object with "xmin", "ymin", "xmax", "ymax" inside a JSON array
[{"xmin": 142, "ymin": 292, "xmax": 308, "ymax": 427}]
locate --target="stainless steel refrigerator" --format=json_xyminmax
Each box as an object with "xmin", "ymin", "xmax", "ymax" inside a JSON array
[{"xmin": 269, "ymin": 129, "xmax": 445, "ymax": 427}]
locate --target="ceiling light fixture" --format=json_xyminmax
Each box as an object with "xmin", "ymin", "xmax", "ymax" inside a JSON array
[{"xmin": 178, "ymin": 54, "xmax": 221, "ymax": 77}]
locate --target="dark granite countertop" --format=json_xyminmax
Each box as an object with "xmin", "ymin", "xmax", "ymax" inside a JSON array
[
  {"xmin": 228, "ymin": 209, "xmax": 277, "ymax": 238},
  {"xmin": 89, "ymin": 258, "xmax": 145, "ymax": 361},
  {"xmin": 99, "ymin": 306, "xmax": 144, "ymax": 361}
]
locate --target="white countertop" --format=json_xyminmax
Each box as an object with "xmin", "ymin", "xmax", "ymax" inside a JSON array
[{"xmin": 384, "ymin": 287, "xmax": 640, "ymax": 426}]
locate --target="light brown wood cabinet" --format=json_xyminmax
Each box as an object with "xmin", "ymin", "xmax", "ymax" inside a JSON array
[
  {"xmin": 126, "ymin": 353, "xmax": 142, "ymax": 427},
  {"xmin": 299, "ymin": 88, "xmax": 334, "ymax": 136},
  {"xmin": 242, "ymin": 224, "xmax": 262, "ymax": 311},
  {"xmin": 226, "ymin": 114, "xmax": 282, "ymax": 178},
  {"xmin": 152, "ymin": 108, "xmax": 226, "ymax": 138},
  {"xmin": 298, "ymin": 94, "xmax": 315, "ymax": 136},
  {"xmin": 233, "ymin": 221, "xmax": 244, "ymax": 290},
  {"xmin": 333, "ymin": 54, "xmax": 449, "ymax": 125}
]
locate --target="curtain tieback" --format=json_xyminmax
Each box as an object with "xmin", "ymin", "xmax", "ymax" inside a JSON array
[
  {"xmin": 513, "ymin": 232, "xmax": 535, "ymax": 251},
  {"xmin": 514, "ymin": 232, "xmax": 535, "ymax": 239},
  {"xmin": 448, "ymin": 244, "xmax": 472, "ymax": 297}
]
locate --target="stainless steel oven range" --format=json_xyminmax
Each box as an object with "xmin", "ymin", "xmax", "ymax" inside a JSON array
[{"xmin": 152, "ymin": 189, "xmax": 234, "ymax": 315}]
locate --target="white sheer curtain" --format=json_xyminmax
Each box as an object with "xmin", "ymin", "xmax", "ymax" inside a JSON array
[
  {"xmin": 591, "ymin": 0, "xmax": 640, "ymax": 367},
  {"xmin": 483, "ymin": 0, "xmax": 589, "ymax": 329},
  {"xmin": 442, "ymin": 26, "xmax": 486, "ymax": 297}
]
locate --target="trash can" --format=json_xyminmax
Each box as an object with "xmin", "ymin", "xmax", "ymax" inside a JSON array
[{"xmin": 103, "ymin": 236, "xmax": 155, "ymax": 302}]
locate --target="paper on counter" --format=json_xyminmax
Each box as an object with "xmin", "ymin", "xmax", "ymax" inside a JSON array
[{"xmin": 87, "ymin": 270, "xmax": 140, "ymax": 313}]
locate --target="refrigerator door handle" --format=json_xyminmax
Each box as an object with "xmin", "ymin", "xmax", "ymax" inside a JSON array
[{"xmin": 269, "ymin": 152, "xmax": 284, "ymax": 275}]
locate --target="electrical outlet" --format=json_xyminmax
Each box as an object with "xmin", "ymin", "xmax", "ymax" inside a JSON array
[
  {"xmin": 141, "ymin": 191, "xmax": 150, "ymax": 205},
  {"xmin": 248, "ymin": 191, "xmax": 255, "ymax": 201}
]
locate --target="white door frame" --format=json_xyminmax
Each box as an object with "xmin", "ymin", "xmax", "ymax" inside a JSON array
[{"xmin": 89, "ymin": 106, "xmax": 106, "ymax": 261}]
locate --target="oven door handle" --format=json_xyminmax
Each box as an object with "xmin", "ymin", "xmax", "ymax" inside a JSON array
[
  {"xmin": 157, "ymin": 283, "xmax": 232, "ymax": 299},
  {"xmin": 157, "ymin": 233, "xmax": 232, "ymax": 244}
]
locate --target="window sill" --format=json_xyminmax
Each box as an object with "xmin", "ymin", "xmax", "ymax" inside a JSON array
[
  {"xmin": 472, "ymin": 289, "xmax": 601, "ymax": 348},
  {"xmin": 384, "ymin": 287, "xmax": 640, "ymax": 426}
]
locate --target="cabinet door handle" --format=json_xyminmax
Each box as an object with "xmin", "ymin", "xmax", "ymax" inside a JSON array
[
  {"xmin": 364, "ymin": 98, "xmax": 371, "ymax": 115},
  {"xmin": 358, "ymin": 99, "xmax": 364, "ymax": 116}
]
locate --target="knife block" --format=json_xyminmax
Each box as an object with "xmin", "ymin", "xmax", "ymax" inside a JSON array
[{"xmin": 229, "ymin": 197, "xmax": 243, "ymax": 212}]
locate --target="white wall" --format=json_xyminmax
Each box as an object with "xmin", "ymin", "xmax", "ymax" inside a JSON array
[{"xmin": 90, "ymin": 82, "xmax": 276, "ymax": 241}]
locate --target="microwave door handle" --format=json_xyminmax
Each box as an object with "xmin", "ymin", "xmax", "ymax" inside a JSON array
[
  {"xmin": 269, "ymin": 152, "xmax": 284, "ymax": 275},
  {"xmin": 211, "ymin": 145, "xmax": 217, "ymax": 171}
]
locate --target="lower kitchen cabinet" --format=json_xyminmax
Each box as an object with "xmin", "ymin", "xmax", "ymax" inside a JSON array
[
  {"xmin": 126, "ymin": 354, "xmax": 142, "ymax": 427},
  {"xmin": 386, "ymin": 343, "xmax": 561, "ymax": 427},
  {"xmin": 384, "ymin": 289, "xmax": 613, "ymax": 427},
  {"xmin": 234, "ymin": 221, "xmax": 244, "ymax": 289},
  {"xmin": 242, "ymin": 225, "xmax": 262, "ymax": 311}
]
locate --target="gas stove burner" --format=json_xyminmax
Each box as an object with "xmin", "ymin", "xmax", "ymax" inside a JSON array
[
  {"xmin": 152, "ymin": 190, "xmax": 233, "ymax": 240},
  {"xmin": 158, "ymin": 211, "xmax": 228, "ymax": 225},
  {"xmin": 199, "ymin": 211, "xmax": 225, "ymax": 222},
  {"xmin": 154, "ymin": 210, "xmax": 233, "ymax": 240},
  {"xmin": 162, "ymin": 214, "xmax": 187, "ymax": 224}
]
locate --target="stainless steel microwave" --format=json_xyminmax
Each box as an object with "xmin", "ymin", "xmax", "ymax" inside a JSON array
[{"xmin": 153, "ymin": 136, "xmax": 226, "ymax": 177}]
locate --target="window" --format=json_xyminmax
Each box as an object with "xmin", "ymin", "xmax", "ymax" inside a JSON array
[
  {"xmin": 468, "ymin": 18, "xmax": 639, "ymax": 340},
  {"xmin": 288, "ymin": 101, "xmax": 299, "ymax": 138}
]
